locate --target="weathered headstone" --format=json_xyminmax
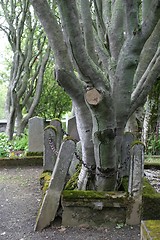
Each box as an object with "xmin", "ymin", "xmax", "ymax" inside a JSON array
[
  {"xmin": 34, "ymin": 139, "xmax": 76, "ymax": 231},
  {"xmin": 50, "ymin": 119, "xmax": 63, "ymax": 151},
  {"xmin": 28, "ymin": 116, "xmax": 44, "ymax": 153},
  {"xmin": 126, "ymin": 143, "xmax": 145, "ymax": 225},
  {"xmin": 121, "ymin": 132, "xmax": 135, "ymax": 177},
  {"xmin": 43, "ymin": 126, "xmax": 57, "ymax": 171},
  {"xmin": 68, "ymin": 116, "xmax": 79, "ymax": 141}
]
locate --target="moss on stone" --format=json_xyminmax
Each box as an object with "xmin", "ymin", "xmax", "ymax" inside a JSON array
[
  {"xmin": 143, "ymin": 178, "xmax": 157, "ymax": 195},
  {"xmin": 63, "ymin": 136, "xmax": 76, "ymax": 142},
  {"xmin": 144, "ymin": 162, "xmax": 160, "ymax": 169},
  {"xmin": 144, "ymin": 220, "xmax": 160, "ymax": 239},
  {"xmin": 51, "ymin": 118, "xmax": 61, "ymax": 122},
  {"xmin": 142, "ymin": 178, "xmax": 160, "ymax": 220},
  {"xmin": 131, "ymin": 140, "xmax": 145, "ymax": 148},
  {"xmin": 44, "ymin": 125, "xmax": 57, "ymax": 133},
  {"xmin": 26, "ymin": 151, "xmax": 43, "ymax": 156},
  {"xmin": 39, "ymin": 171, "xmax": 52, "ymax": 195},
  {"xmin": 62, "ymin": 190, "xmax": 127, "ymax": 200}
]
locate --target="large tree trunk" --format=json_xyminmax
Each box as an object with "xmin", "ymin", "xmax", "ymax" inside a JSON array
[
  {"xmin": 31, "ymin": 0, "xmax": 160, "ymax": 191},
  {"xmin": 85, "ymin": 88, "xmax": 117, "ymax": 190}
]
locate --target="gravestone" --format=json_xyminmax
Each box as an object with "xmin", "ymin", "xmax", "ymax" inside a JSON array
[
  {"xmin": 126, "ymin": 143, "xmax": 145, "ymax": 225},
  {"xmin": 43, "ymin": 126, "xmax": 57, "ymax": 171},
  {"xmin": 121, "ymin": 132, "xmax": 135, "ymax": 177},
  {"xmin": 50, "ymin": 119, "xmax": 63, "ymax": 151},
  {"xmin": 34, "ymin": 139, "xmax": 76, "ymax": 231},
  {"xmin": 68, "ymin": 116, "xmax": 79, "ymax": 141},
  {"xmin": 0, "ymin": 120, "xmax": 7, "ymax": 132},
  {"xmin": 28, "ymin": 116, "xmax": 44, "ymax": 153}
]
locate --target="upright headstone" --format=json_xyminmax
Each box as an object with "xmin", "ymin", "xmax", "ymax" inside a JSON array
[
  {"xmin": 68, "ymin": 116, "xmax": 79, "ymax": 141},
  {"xmin": 43, "ymin": 126, "xmax": 57, "ymax": 171},
  {"xmin": 121, "ymin": 132, "xmax": 135, "ymax": 177},
  {"xmin": 34, "ymin": 139, "xmax": 76, "ymax": 231},
  {"xmin": 126, "ymin": 143, "xmax": 145, "ymax": 225},
  {"xmin": 50, "ymin": 119, "xmax": 63, "ymax": 151},
  {"xmin": 28, "ymin": 116, "xmax": 44, "ymax": 153}
]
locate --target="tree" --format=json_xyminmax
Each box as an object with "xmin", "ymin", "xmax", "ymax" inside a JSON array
[
  {"xmin": 34, "ymin": 61, "xmax": 72, "ymax": 119},
  {"xmin": 31, "ymin": 0, "xmax": 160, "ymax": 191},
  {"xmin": 0, "ymin": 82, "xmax": 7, "ymax": 119},
  {"xmin": 143, "ymin": 79, "xmax": 160, "ymax": 154},
  {"xmin": 0, "ymin": 0, "xmax": 51, "ymax": 139}
]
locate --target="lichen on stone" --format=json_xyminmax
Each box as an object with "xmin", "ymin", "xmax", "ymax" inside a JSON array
[
  {"xmin": 39, "ymin": 170, "xmax": 52, "ymax": 195},
  {"xmin": 44, "ymin": 125, "xmax": 57, "ymax": 133}
]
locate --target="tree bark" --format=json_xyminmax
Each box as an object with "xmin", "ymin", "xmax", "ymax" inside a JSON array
[{"xmin": 31, "ymin": 0, "xmax": 160, "ymax": 191}]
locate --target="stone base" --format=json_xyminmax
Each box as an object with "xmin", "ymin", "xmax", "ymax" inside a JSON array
[
  {"xmin": 141, "ymin": 220, "xmax": 160, "ymax": 239},
  {"xmin": 61, "ymin": 190, "xmax": 128, "ymax": 227}
]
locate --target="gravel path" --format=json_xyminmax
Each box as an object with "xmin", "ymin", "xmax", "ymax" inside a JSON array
[{"xmin": 0, "ymin": 166, "xmax": 140, "ymax": 240}]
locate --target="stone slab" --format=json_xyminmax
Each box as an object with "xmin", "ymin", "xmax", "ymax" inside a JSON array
[
  {"xmin": 61, "ymin": 190, "xmax": 128, "ymax": 227},
  {"xmin": 34, "ymin": 139, "xmax": 75, "ymax": 231},
  {"xmin": 0, "ymin": 157, "xmax": 42, "ymax": 167}
]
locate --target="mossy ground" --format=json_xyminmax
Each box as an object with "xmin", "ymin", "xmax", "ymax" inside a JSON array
[{"xmin": 142, "ymin": 220, "xmax": 160, "ymax": 240}]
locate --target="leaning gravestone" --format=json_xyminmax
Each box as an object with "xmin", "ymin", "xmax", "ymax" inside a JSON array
[
  {"xmin": 43, "ymin": 126, "xmax": 57, "ymax": 172},
  {"xmin": 34, "ymin": 139, "xmax": 76, "ymax": 231},
  {"xmin": 28, "ymin": 116, "xmax": 44, "ymax": 153},
  {"xmin": 126, "ymin": 142, "xmax": 145, "ymax": 225}
]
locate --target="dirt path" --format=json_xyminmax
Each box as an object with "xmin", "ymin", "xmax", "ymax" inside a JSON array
[{"xmin": 0, "ymin": 166, "xmax": 140, "ymax": 240}]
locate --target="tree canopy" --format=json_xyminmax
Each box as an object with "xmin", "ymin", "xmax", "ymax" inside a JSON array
[
  {"xmin": 34, "ymin": 61, "xmax": 72, "ymax": 119},
  {"xmin": 0, "ymin": 0, "xmax": 50, "ymax": 139},
  {"xmin": 24, "ymin": 0, "xmax": 160, "ymax": 190}
]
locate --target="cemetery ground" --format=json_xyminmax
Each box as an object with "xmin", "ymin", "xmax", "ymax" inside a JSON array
[{"xmin": 0, "ymin": 166, "xmax": 141, "ymax": 240}]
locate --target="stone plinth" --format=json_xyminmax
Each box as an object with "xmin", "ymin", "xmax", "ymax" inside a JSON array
[
  {"xmin": 61, "ymin": 190, "xmax": 128, "ymax": 227},
  {"xmin": 141, "ymin": 220, "xmax": 160, "ymax": 239}
]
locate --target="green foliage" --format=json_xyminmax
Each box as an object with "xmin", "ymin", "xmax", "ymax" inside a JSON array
[
  {"xmin": 0, "ymin": 131, "xmax": 28, "ymax": 157},
  {"xmin": 0, "ymin": 133, "xmax": 11, "ymax": 157},
  {"xmin": 34, "ymin": 61, "xmax": 72, "ymax": 119},
  {"xmin": 10, "ymin": 133, "xmax": 28, "ymax": 152},
  {"xmin": 146, "ymin": 134, "xmax": 160, "ymax": 155}
]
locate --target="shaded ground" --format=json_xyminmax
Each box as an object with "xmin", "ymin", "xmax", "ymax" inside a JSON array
[{"xmin": 0, "ymin": 166, "xmax": 140, "ymax": 240}]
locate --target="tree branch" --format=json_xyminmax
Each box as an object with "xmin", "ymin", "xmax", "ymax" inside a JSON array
[
  {"xmin": 141, "ymin": 0, "xmax": 160, "ymax": 41},
  {"xmin": 80, "ymin": 0, "xmax": 97, "ymax": 62},
  {"xmin": 130, "ymin": 45, "xmax": 160, "ymax": 115},
  {"xmin": 31, "ymin": 0, "xmax": 83, "ymax": 97},
  {"xmin": 123, "ymin": 0, "xmax": 140, "ymax": 37},
  {"xmin": 133, "ymin": 19, "xmax": 160, "ymax": 88},
  {"xmin": 108, "ymin": 0, "xmax": 124, "ymax": 60},
  {"xmin": 57, "ymin": 0, "xmax": 109, "ymax": 91}
]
